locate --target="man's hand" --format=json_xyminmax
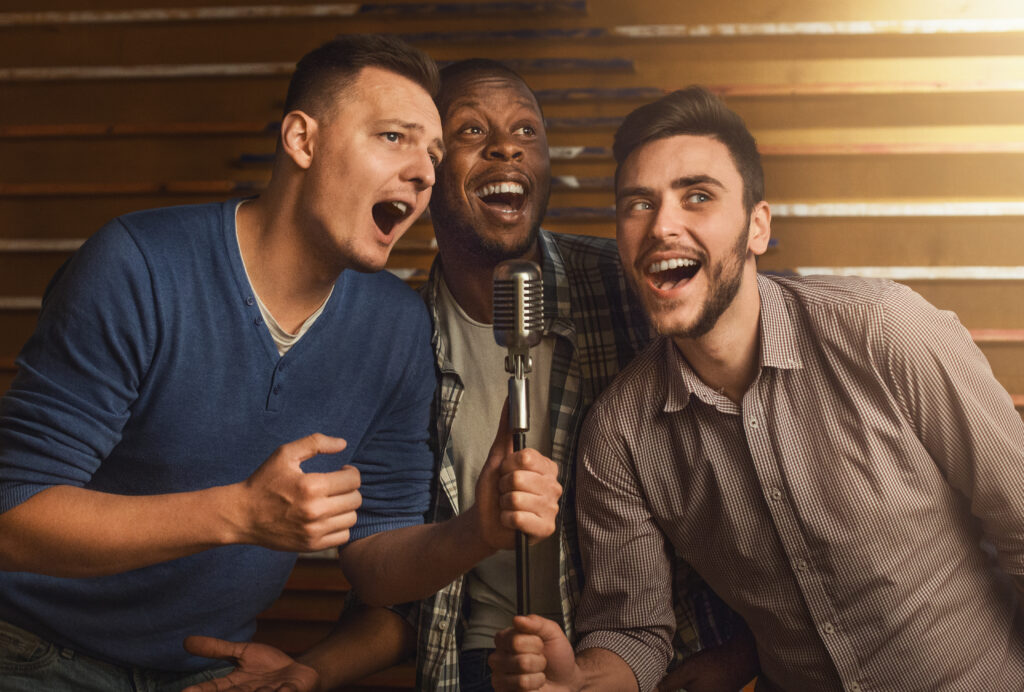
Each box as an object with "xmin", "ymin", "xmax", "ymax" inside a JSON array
[
  {"xmin": 490, "ymin": 615, "xmax": 581, "ymax": 692},
  {"xmin": 235, "ymin": 433, "xmax": 361, "ymax": 552},
  {"xmin": 656, "ymin": 626, "xmax": 759, "ymax": 692},
  {"xmin": 181, "ymin": 636, "xmax": 320, "ymax": 692},
  {"xmin": 473, "ymin": 405, "xmax": 562, "ymax": 551}
]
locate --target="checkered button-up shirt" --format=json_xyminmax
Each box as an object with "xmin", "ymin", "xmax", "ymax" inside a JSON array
[
  {"xmin": 576, "ymin": 273, "xmax": 1024, "ymax": 692},
  {"xmin": 412, "ymin": 230, "xmax": 726, "ymax": 690}
]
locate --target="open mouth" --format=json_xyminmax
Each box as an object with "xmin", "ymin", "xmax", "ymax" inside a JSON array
[
  {"xmin": 475, "ymin": 181, "xmax": 526, "ymax": 214},
  {"xmin": 646, "ymin": 257, "xmax": 700, "ymax": 290},
  {"xmin": 371, "ymin": 200, "xmax": 411, "ymax": 234}
]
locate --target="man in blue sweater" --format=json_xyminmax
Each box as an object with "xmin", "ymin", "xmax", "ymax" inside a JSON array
[{"xmin": 0, "ymin": 36, "xmax": 561, "ymax": 691}]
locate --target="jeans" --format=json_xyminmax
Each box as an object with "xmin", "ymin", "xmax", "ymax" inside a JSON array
[
  {"xmin": 459, "ymin": 647, "xmax": 496, "ymax": 692},
  {"xmin": 0, "ymin": 619, "xmax": 233, "ymax": 692}
]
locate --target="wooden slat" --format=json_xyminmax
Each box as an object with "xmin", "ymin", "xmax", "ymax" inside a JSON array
[
  {"xmin": 610, "ymin": 18, "xmax": 1024, "ymax": 39},
  {"xmin": 0, "ymin": 1, "xmax": 586, "ymax": 27},
  {"xmin": 0, "ymin": 57, "xmax": 632, "ymax": 83},
  {"xmin": 796, "ymin": 266, "xmax": 1024, "ymax": 280}
]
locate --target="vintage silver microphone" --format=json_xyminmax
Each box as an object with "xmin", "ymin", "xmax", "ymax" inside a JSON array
[{"xmin": 492, "ymin": 259, "xmax": 544, "ymax": 615}]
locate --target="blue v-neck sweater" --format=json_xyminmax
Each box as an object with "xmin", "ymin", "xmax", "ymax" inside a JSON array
[{"xmin": 0, "ymin": 200, "xmax": 435, "ymax": 671}]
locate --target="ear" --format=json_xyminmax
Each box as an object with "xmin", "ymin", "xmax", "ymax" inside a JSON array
[
  {"xmin": 280, "ymin": 110, "xmax": 317, "ymax": 170},
  {"xmin": 747, "ymin": 201, "xmax": 772, "ymax": 256}
]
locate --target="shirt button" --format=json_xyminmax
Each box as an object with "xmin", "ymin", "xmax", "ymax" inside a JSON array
[
  {"xmin": 849, "ymin": 684, "xmax": 862, "ymax": 692},
  {"xmin": 245, "ymin": 296, "xmax": 255, "ymax": 306},
  {"xmin": 749, "ymin": 417, "xmax": 759, "ymax": 428},
  {"xmin": 273, "ymin": 385, "xmax": 281, "ymax": 395},
  {"xmin": 254, "ymin": 317, "xmax": 263, "ymax": 326},
  {"xmin": 822, "ymin": 622, "xmax": 836, "ymax": 635},
  {"xmin": 796, "ymin": 559, "xmax": 808, "ymax": 571},
  {"xmin": 437, "ymin": 620, "xmax": 448, "ymax": 631},
  {"xmin": 770, "ymin": 488, "xmax": 782, "ymax": 501}
]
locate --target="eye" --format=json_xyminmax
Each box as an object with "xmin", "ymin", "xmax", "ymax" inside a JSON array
[
  {"xmin": 620, "ymin": 199, "xmax": 653, "ymax": 213},
  {"xmin": 429, "ymin": 152, "xmax": 442, "ymax": 168},
  {"xmin": 461, "ymin": 125, "xmax": 484, "ymax": 136},
  {"xmin": 381, "ymin": 131, "xmax": 403, "ymax": 143},
  {"xmin": 685, "ymin": 191, "xmax": 711, "ymax": 204},
  {"xmin": 514, "ymin": 125, "xmax": 537, "ymax": 136}
]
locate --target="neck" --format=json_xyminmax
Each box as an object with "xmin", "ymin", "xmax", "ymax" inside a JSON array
[
  {"xmin": 237, "ymin": 189, "xmax": 341, "ymax": 333},
  {"xmin": 435, "ymin": 234, "xmax": 542, "ymax": 324},
  {"xmin": 673, "ymin": 269, "xmax": 761, "ymax": 404}
]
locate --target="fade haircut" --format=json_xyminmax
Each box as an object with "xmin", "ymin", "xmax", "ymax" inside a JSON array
[
  {"xmin": 284, "ymin": 34, "xmax": 439, "ymax": 121},
  {"xmin": 613, "ymin": 86, "xmax": 764, "ymax": 215},
  {"xmin": 435, "ymin": 58, "xmax": 544, "ymax": 120}
]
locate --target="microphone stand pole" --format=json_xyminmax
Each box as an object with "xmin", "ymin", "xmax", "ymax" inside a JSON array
[{"xmin": 506, "ymin": 351, "xmax": 530, "ymax": 616}]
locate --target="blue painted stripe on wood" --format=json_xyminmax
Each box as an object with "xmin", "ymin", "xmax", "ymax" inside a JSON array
[
  {"xmin": 0, "ymin": 2, "xmax": 586, "ymax": 26},
  {"xmin": 399, "ymin": 27, "xmax": 607, "ymax": 42},
  {"xmin": 546, "ymin": 116, "xmax": 625, "ymax": 130},
  {"xmin": 358, "ymin": 0, "xmax": 586, "ymax": 15},
  {"xmin": 488, "ymin": 58, "xmax": 633, "ymax": 73},
  {"xmin": 551, "ymin": 176, "xmax": 612, "ymax": 190},
  {"xmin": 535, "ymin": 86, "xmax": 664, "ymax": 103},
  {"xmin": 241, "ymin": 148, "xmax": 613, "ymax": 166},
  {"xmin": 548, "ymin": 146, "xmax": 612, "ymax": 160}
]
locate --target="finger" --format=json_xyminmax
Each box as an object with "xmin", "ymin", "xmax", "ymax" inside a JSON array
[
  {"xmin": 183, "ymin": 635, "xmax": 247, "ymax": 663},
  {"xmin": 278, "ymin": 434, "xmax": 348, "ymax": 470},
  {"xmin": 491, "ymin": 670, "xmax": 547, "ymax": 692},
  {"xmin": 498, "ymin": 448, "xmax": 558, "ymax": 477},
  {"xmin": 313, "ymin": 464, "xmax": 361, "ymax": 497},
  {"xmin": 180, "ymin": 675, "xmax": 235, "ymax": 692}
]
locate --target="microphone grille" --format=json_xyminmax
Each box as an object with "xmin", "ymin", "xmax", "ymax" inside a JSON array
[{"xmin": 492, "ymin": 260, "xmax": 544, "ymax": 348}]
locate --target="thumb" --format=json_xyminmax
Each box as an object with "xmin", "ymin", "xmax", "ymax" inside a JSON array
[
  {"xmin": 487, "ymin": 398, "xmax": 514, "ymax": 465},
  {"xmin": 278, "ymin": 433, "xmax": 348, "ymax": 471},
  {"xmin": 183, "ymin": 635, "xmax": 247, "ymax": 663},
  {"xmin": 513, "ymin": 614, "xmax": 562, "ymax": 641}
]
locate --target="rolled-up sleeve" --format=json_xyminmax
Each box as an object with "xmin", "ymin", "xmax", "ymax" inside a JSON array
[{"xmin": 575, "ymin": 406, "xmax": 674, "ymax": 692}]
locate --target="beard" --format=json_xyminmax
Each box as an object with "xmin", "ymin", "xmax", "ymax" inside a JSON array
[
  {"xmin": 429, "ymin": 181, "xmax": 548, "ymax": 265},
  {"xmin": 643, "ymin": 223, "xmax": 749, "ymax": 340}
]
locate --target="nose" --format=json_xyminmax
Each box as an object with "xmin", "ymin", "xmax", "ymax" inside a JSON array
[
  {"xmin": 484, "ymin": 130, "xmax": 523, "ymax": 161},
  {"xmin": 403, "ymin": 149, "xmax": 436, "ymax": 191},
  {"xmin": 650, "ymin": 200, "xmax": 685, "ymax": 240}
]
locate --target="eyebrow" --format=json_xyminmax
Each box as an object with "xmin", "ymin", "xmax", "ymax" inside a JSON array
[{"xmin": 616, "ymin": 174, "xmax": 725, "ymax": 201}]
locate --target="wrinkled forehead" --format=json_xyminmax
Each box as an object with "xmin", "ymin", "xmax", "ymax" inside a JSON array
[{"xmin": 437, "ymin": 72, "xmax": 541, "ymax": 120}]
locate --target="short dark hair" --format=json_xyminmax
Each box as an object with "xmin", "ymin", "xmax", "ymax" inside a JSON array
[
  {"xmin": 435, "ymin": 58, "xmax": 544, "ymax": 119},
  {"xmin": 613, "ymin": 86, "xmax": 764, "ymax": 214},
  {"xmin": 284, "ymin": 34, "xmax": 439, "ymax": 120}
]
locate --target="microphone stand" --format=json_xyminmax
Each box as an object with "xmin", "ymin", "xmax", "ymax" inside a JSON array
[{"xmin": 505, "ymin": 349, "xmax": 531, "ymax": 616}]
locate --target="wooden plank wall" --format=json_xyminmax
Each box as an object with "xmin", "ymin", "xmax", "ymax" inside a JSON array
[{"xmin": 1, "ymin": 1, "xmax": 1022, "ymax": 689}]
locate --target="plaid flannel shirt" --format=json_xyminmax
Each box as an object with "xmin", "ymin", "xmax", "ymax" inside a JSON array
[{"xmin": 411, "ymin": 230, "xmax": 729, "ymax": 690}]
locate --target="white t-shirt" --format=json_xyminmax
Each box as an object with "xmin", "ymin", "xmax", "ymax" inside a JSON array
[{"xmin": 436, "ymin": 276, "xmax": 563, "ymax": 651}]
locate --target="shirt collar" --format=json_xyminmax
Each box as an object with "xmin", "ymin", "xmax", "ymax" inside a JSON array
[
  {"xmin": 756, "ymin": 273, "xmax": 803, "ymax": 371},
  {"xmin": 663, "ymin": 273, "xmax": 803, "ymax": 413}
]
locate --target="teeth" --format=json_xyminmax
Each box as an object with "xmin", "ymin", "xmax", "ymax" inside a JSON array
[
  {"xmin": 391, "ymin": 201, "xmax": 408, "ymax": 215},
  {"xmin": 476, "ymin": 181, "xmax": 525, "ymax": 197},
  {"xmin": 646, "ymin": 258, "xmax": 697, "ymax": 274}
]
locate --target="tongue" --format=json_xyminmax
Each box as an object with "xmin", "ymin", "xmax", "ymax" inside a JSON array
[
  {"xmin": 653, "ymin": 265, "xmax": 699, "ymax": 289},
  {"xmin": 372, "ymin": 202, "xmax": 403, "ymax": 233},
  {"xmin": 482, "ymin": 192, "xmax": 523, "ymax": 212}
]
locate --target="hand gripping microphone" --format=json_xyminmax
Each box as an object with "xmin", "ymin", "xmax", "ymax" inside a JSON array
[{"xmin": 492, "ymin": 259, "xmax": 544, "ymax": 615}]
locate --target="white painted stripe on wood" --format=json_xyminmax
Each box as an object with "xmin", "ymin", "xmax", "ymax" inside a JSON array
[
  {"xmin": 0, "ymin": 63, "xmax": 295, "ymax": 82},
  {"xmin": 0, "ymin": 5, "xmax": 360, "ymax": 26},
  {"xmin": 795, "ymin": 266, "xmax": 1024, "ymax": 280},
  {"xmin": 773, "ymin": 201, "xmax": 1024, "ymax": 218},
  {"xmin": 612, "ymin": 18, "xmax": 1024, "ymax": 39}
]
